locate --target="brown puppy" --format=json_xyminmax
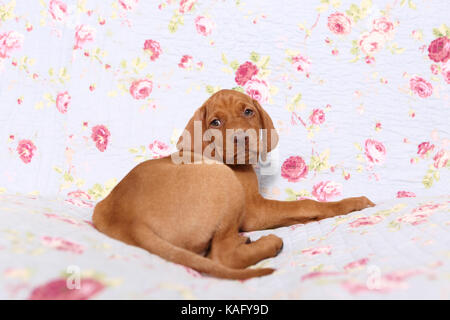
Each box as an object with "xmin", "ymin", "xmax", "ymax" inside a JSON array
[{"xmin": 92, "ymin": 89, "xmax": 375, "ymax": 280}]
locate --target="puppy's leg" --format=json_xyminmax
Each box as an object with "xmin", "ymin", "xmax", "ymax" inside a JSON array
[
  {"xmin": 242, "ymin": 196, "xmax": 375, "ymax": 231},
  {"xmin": 208, "ymin": 233, "xmax": 283, "ymax": 269}
]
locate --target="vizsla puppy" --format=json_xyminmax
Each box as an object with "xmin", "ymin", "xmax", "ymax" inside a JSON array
[{"xmin": 93, "ymin": 89, "xmax": 375, "ymax": 280}]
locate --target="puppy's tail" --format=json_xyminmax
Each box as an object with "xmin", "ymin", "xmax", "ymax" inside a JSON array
[{"xmin": 131, "ymin": 225, "xmax": 275, "ymax": 280}]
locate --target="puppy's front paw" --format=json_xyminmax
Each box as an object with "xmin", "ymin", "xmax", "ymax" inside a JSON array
[
  {"xmin": 354, "ymin": 196, "xmax": 375, "ymax": 211},
  {"xmin": 337, "ymin": 196, "xmax": 375, "ymax": 215}
]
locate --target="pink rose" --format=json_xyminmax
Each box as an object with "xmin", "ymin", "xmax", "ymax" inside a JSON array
[
  {"xmin": 129, "ymin": 79, "xmax": 153, "ymax": 100},
  {"xmin": 41, "ymin": 236, "xmax": 84, "ymax": 254},
  {"xmin": 416, "ymin": 203, "xmax": 443, "ymax": 212},
  {"xmin": 430, "ymin": 64, "xmax": 439, "ymax": 75},
  {"xmin": 74, "ymin": 24, "xmax": 95, "ymax": 50},
  {"xmin": 365, "ymin": 56, "xmax": 375, "ymax": 64},
  {"xmin": 143, "ymin": 39, "xmax": 162, "ymax": 61},
  {"xmin": 417, "ymin": 141, "xmax": 434, "ymax": 158},
  {"xmin": 118, "ymin": 0, "xmax": 139, "ymax": 10},
  {"xmin": 344, "ymin": 258, "xmax": 369, "ymax": 271},
  {"xmin": 149, "ymin": 140, "xmax": 171, "ymax": 159},
  {"xmin": 65, "ymin": 201, "xmax": 92, "ymax": 208},
  {"xmin": 244, "ymin": 77, "xmax": 269, "ymax": 103},
  {"xmin": 91, "ymin": 125, "xmax": 110, "ymax": 152},
  {"xmin": 442, "ymin": 62, "xmax": 450, "ymax": 84},
  {"xmin": 281, "ymin": 156, "xmax": 308, "ymax": 182},
  {"xmin": 0, "ymin": 31, "xmax": 24, "ymax": 58},
  {"xmin": 179, "ymin": 0, "xmax": 196, "ymax": 14},
  {"xmin": 56, "ymin": 91, "xmax": 71, "ymax": 114},
  {"xmin": 44, "ymin": 213, "xmax": 85, "ymax": 226},
  {"xmin": 364, "ymin": 139, "xmax": 386, "ymax": 165},
  {"xmin": 309, "ymin": 109, "xmax": 325, "ymax": 125},
  {"xmin": 17, "ymin": 139, "xmax": 37, "ymax": 164},
  {"xmin": 383, "ymin": 269, "xmax": 423, "ymax": 283},
  {"xmin": 358, "ymin": 31, "xmax": 386, "ymax": 56},
  {"xmin": 66, "ymin": 190, "xmax": 93, "ymax": 208},
  {"xmin": 398, "ymin": 203, "xmax": 445, "ymax": 226},
  {"xmin": 396, "ymin": 191, "xmax": 416, "ymax": 198},
  {"xmin": 48, "ymin": 0, "xmax": 68, "ymax": 22},
  {"xmin": 291, "ymin": 53, "xmax": 311, "ymax": 73},
  {"xmin": 67, "ymin": 190, "xmax": 91, "ymax": 200},
  {"xmin": 29, "ymin": 278, "xmax": 104, "ymax": 300},
  {"xmin": 301, "ymin": 271, "xmax": 341, "ymax": 281},
  {"xmin": 312, "ymin": 181, "xmax": 343, "ymax": 202},
  {"xmin": 409, "ymin": 75, "xmax": 433, "ymax": 98},
  {"xmin": 372, "ymin": 16, "xmax": 394, "ymax": 36},
  {"xmin": 327, "ymin": 12, "xmax": 352, "ymax": 35},
  {"xmin": 433, "ymin": 149, "xmax": 449, "ymax": 168},
  {"xmin": 194, "ymin": 16, "xmax": 215, "ymax": 36},
  {"xmin": 349, "ymin": 215, "xmax": 383, "ymax": 228},
  {"xmin": 178, "ymin": 55, "xmax": 193, "ymax": 69},
  {"xmin": 235, "ymin": 61, "xmax": 259, "ymax": 86},
  {"xmin": 302, "ymin": 246, "xmax": 332, "ymax": 257},
  {"xmin": 427, "ymin": 36, "xmax": 450, "ymax": 63},
  {"xmin": 397, "ymin": 211, "xmax": 429, "ymax": 225}
]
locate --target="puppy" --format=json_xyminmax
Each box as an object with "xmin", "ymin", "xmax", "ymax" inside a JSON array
[{"xmin": 93, "ymin": 89, "xmax": 374, "ymax": 280}]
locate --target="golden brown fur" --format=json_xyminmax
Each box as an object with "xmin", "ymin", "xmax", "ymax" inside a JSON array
[{"xmin": 93, "ymin": 89, "xmax": 375, "ymax": 280}]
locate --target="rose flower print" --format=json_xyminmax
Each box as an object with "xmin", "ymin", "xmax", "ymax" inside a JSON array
[
  {"xmin": 91, "ymin": 125, "xmax": 111, "ymax": 152},
  {"xmin": 0, "ymin": 31, "xmax": 24, "ymax": 59},
  {"xmin": 235, "ymin": 61, "xmax": 259, "ymax": 86},
  {"xmin": 365, "ymin": 139, "xmax": 386, "ymax": 165},
  {"xmin": 327, "ymin": 12, "xmax": 352, "ymax": 35},
  {"xmin": 428, "ymin": 36, "xmax": 450, "ymax": 63},
  {"xmin": 129, "ymin": 79, "xmax": 153, "ymax": 100},
  {"xmin": 178, "ymin": 55, "xmax": 194, "ymax": 69},
  {"xmin": 118, "ymin": 0, "xmax": 139, "ymax": 11},
  {"xmin": 244, "ymin": 77, "xmax": 269, "ymax": 103},
  {"xmin": 410, "ymin": 75, "xmax": 433, "ymax": 98},
  {"xmin": 74, "ymin": 25, "xmax": 95, "ymax": 50},
  {"xmin": 143, "ymin": 39, "xmax": 162, "ymax": 61},
  {"xmin": 29, "ymin": 278, "xmax": 104, "ymax": 300},
  {"xmin": 17, "ymin": 139, "xmax": 37, "ymax": 164},
  {"xmin": 312, "ymin": 181, "xmax": 343, "ymax": 202},
  {"xmin": 48, "ymin": 0, "xmax": 68, "ymax": 22},
  {"xmin": 281, "ymin": 156, "xmax": 308, "ymax": 182},
  {"xmin": 194, "ymin": 16, "xmax": 215, "ymax": 36},
  {"xmin": 56, "ymin": 91, "xmax": 71, "ymax": 114}
]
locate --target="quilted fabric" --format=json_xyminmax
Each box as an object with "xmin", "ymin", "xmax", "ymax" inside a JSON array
[
  {"xmin": 0, "ymin": 193, "xmax": 449, "ymax": 299},
  {"xmin": 0, "ymin": 0, "xmax": 449, "ymax": 299},
  {"xmin": 0, "ymin": 0, "xmax": 448, "ymax": 200}
]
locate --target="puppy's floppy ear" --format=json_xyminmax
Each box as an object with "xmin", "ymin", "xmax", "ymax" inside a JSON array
[
  {"xmin": 177, "ymin": 104, "xmax": 206, "ymax": 152},
  {"xmin": 253, "ymin": 99, "xmax": 279, "ymax": 153}
]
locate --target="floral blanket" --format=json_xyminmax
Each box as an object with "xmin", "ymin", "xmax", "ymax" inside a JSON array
[
  {"xmin": 0, "ymin": 0, "xmax": 449, "ymax": 203},
  {"xmin": 0, "ymin": 0, "xmax": 449, "ymax": 300},
  {"xmin": 0, "ymin": 193, "xmax": 449, "ymax": 299}
]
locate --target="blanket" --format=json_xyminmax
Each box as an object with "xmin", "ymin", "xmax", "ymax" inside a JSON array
[
  {"xmin": 0, "ymin": 0, "xmax": 449, "ymax": 299},
  {"xmin": 0, "ymin": 193, "xmax": 449, "ymax": 299}
]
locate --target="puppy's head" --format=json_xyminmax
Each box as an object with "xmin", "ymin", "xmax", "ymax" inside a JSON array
[{"xmin": 177, "ymin": 89, "xmax": 278, "ymax": 164}]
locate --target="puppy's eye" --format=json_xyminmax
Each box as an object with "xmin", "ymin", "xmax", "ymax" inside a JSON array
[
  {"xmin": 210, "ymin": 119, "xmax": 221, "ymax": 127},
  {"xmin": 243, "ymin": 108, "xmax": 254, "ymax": 117}
]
